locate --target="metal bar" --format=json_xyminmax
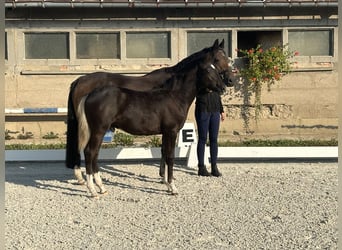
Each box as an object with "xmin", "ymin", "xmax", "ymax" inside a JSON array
[{"xmin": 5, "ymin": 0, "xmax": 338, "ymax": 8}]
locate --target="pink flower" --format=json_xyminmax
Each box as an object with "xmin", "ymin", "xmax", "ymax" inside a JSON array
[{"xmin": 294, "ymin": 51, "xmax": 300, "ymax": 56}]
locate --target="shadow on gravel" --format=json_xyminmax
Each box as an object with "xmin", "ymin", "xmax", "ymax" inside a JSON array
[
  {"xmin": 5, "ymin": 161, "xmax": 198, "ymax": 197},
  {"xmin": 100, "ymin": 163, "xmax": 197, "ymax": 195},
  {"xmin": 5, "ymin": 162, "xmax": 88, "ymax": 197},
  {"xmin": 100, "ymin": 164, "xmax": 165, "ymax": 194}
]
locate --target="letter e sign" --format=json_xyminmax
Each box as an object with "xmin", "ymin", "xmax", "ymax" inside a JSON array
[{"xmin": 177, "ymin": 123, "xmax": 197, "ymax": 147}]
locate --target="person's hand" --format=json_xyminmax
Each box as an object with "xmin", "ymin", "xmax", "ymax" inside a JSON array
[{"xmin": 221, "ymin": 112, "xmax": 225, "ymax": 121}]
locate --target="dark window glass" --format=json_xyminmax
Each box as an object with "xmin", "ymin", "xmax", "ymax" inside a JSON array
[
  {"xmin": 25, "ymin": 33, "xmax": 69, "ymax": 59},
  {"xmin": 237, "ymin": 31, "xmax": 282, "ymax": 56}
]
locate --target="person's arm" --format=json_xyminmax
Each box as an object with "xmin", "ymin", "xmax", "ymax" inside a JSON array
[
  {"xmin": 220, "ymin": 112, "xmax": 225, "ymax": 121},
  {"xmin": 219, "ymin": 95, "xmax": 225, "ymax": 121}
]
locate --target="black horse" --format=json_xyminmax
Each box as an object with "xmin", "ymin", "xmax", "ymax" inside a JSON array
[
  {"xmin": 66, "ymin": 39, "xmax": 233, "ymax": 185},
  {"xmin": 75, "ymin": 55, "xmax": 230, "ymax": 198}
]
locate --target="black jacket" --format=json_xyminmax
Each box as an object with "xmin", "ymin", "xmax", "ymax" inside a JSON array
[{"xmin": 195, "ymin": 89, "xmax": 224, "ymax": 113}]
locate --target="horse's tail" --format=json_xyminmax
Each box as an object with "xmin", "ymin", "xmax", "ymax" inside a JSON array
[
  {"xmin": 65, "ymin": 79, "xmax": 81, "ymax": 168},
  {"xmin": 77, "ymin": 96, "xmax": 91, "ymax": 153}
]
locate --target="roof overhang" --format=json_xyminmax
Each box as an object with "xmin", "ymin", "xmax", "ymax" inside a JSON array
[{"xmin": 5, "ymin": 0, "xmax": 339, "ymax": 9}]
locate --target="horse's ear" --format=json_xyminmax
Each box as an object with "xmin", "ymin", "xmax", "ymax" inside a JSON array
[
  {"xmin": 219, "ymin": 39, "xmax": 225, "ymax": 49},
  {"xmin": 212, "ymin": 39, "xmax": 219, "ymax": 49}
]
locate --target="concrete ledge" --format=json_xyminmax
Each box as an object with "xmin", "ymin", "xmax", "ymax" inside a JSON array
[{"xmin": 5, "ymin": 146, "xmax": 338, "ymax": 163}]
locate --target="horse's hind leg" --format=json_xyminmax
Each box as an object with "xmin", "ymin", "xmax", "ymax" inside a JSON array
[
  {"xmin": 84, "ymin": 146, "xmax": 101, "ymax": 198},
  {"xmin": 86, "ymin": 132, "xmax": 108, "ymax": 197}
]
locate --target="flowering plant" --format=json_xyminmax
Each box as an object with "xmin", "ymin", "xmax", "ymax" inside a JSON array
[{"xmin": 237, "ymin": 44, "xmax": 298, "ymax": 127}]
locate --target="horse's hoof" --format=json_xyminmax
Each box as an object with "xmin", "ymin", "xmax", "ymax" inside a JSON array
[
  {"xmin": 77, "ymin": 180, "xmax": 86, "ymax": 185},
  {"xmin": 99, "ymin": 190, "xmax": 108, "ymax": 195},
  {"xmin": 171, "ymin": 192, "xmax": 179, "ymax": 196},
  {"xmin": 89, "ymin": 195, "xmax": 99, "ymax": 199}
]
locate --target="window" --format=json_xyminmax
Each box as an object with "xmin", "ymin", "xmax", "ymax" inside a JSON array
[
  {"xmin": 76, "ymin": 33, "xmax": 120, "ymax": 59},
  {"xmin": 187, "ymin": 32, "xmax": 231, "ymax": 56},
  {"xmin": 288, "ymin": 30, "xmax": 332, "ymax": 56},
  {"xmin": 25, "ymin": 33, "xmax": 69, "ymax": 59},
  {"xmin": 237, "ymin": 31, "xmax": 282, "ymax": 56},
  {"xmin": 126, "ymin": 32, "xmax": 170, "ymax": 58}
]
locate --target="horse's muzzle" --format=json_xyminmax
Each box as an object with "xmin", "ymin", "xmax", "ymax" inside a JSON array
[{"xmin": 221, "ymin": 72, "xmax": 234, "ymax": 88}]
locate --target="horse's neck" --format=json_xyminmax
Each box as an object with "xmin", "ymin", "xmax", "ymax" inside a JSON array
[
  {"xmin": 142, "ymin": 69, "xmax": 173, "ymax": 88},
  {"xmin": 172, "ymin": 69, "xmax": 198, "ymax": 106}
]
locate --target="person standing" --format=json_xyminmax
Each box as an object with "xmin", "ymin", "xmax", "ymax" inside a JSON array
[{"xmin": 195, "ymin": 88, "xmax": 225, "ymax": 177}]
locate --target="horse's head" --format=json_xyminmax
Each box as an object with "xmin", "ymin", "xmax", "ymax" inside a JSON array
[
  {"xmin": 210, "ymin": 39, "xmax": 235, "ymax": 88},
  {"xmin": 197, "ymin": 62, "xmax": 226, "ymax": 93}
]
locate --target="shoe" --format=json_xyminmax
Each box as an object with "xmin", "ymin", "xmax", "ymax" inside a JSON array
[
  {"xmin": 198, "ymin": 164, "xmax": 211, "ymax": 176},
  {"xmin": 211, "ymin": 165, "xmax": 222, "ymax": 177}
]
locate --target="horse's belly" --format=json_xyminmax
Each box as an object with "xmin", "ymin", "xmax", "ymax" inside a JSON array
[{"xmin": 113, "ymin": 118, "xmax": 161, "ymax": 136}]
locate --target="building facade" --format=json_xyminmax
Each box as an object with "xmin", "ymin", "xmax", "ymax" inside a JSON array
[{"xmin": 5, "ymin": 0, "xmax": 338, "ymax": 142}]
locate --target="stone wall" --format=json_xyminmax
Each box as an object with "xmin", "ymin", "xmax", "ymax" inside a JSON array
[{"xmin": 218, "ymin": 70, "xmax": 338, "ymax": 141}]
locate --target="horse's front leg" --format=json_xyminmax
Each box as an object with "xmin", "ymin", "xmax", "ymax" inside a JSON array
[
  {"xmin": 74, "ymin": 166, "xmax": 86, "ymax": 185},
  {"xmin": 86, "ymin": 174, "xmax": 99, "ymax": 198},
  {"xmin": 159, "ymin": 144, "xmax": 166, "ymax": 178},
  {"xmin": 94, "ymin": 172, "xmax": 107, "ymax": 195},
  {"xmin": 166, "ymin": 158, "xmax": 178, "ymax": 195},
  {"xmin": 162, "ymin": 133, "xmax": 178, "ymax": 195}
]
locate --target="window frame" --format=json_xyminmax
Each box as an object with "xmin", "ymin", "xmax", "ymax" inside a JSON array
[
  {"xmin": 125, "ymin": 30, "xmax": 172, "ymax": 61},
  {"xmin": 24, "ymin": 31, "xmax": 70, "ymax": 60},
  {"xmin": 286, "ymin": 27, "xmax": 335, "ymax": 61},
  {"xmin": 285, "ymin": 28, "xmax": 336, "ymax": 71},
  {"xmin": 6, "ymin": 26, "xmax": 336, "ymax": 73},
  {"xmin": 232, "ymin": 27, "xmax": 336, "ymax": 71},
  {"xmin": 185, "ymin": 28, "xmax": 232, "ymax": 58}
]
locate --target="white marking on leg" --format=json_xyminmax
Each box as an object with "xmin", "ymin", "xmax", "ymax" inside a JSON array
[
  {"xmin": 170, "ymin": 182, "xmax": 178, "ymax": 195},
  {"xmin": 162, "ymin": 167, "xmax": 172, "ymax": 192},
  {"xmin": 74, "ymin": 167, "xmax": 86, "ymax": 185},
  {"xmin": 94, "ymin": 172, "xmax": 107, "ymax": 195},
  {"xmin": 86, "ymin": 174, "xmax": 98, "ymax": 198},
  {"xmin": 163, "ymin": 165, "xmax": 168, "ymax": 183}
]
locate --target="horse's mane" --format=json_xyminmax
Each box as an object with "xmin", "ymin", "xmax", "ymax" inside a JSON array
[{"xmin": 167, "ymin": 46, "xmax": 212, "ymax": 74}]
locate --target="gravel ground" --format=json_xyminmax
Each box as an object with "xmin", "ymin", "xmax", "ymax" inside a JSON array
[{"xmin": 5, "ymin": 160, "xmax": 337, "ymax": 249}]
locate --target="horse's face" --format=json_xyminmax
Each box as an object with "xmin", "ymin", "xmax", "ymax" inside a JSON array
[
  {"xmin": 198, "ymin": 63, "xmax": 226, "ymax": 93},
  {"xmin": 211, "ymin": 40, "xmax": 234, "ymax": 88}
]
